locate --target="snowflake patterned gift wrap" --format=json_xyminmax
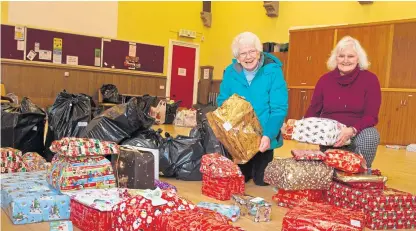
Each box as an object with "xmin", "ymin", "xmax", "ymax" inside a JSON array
[
  {"xmin": 292, "ymin": 117, "xmax": 351, "ymax": 146},
  {"xmin": 50, "ymin": 221, "xmax": 73, "ymax": 231},
  {"xmin": 22, "ymin": 152, "xmax": 47, "ymax": 172},
  {"xmin": 64, "ymin": 188, "xmax": 131, "ymax": 231},
  {"xmin": 0, "ymin": 171, "xmax": 70, "ymax": 225}
]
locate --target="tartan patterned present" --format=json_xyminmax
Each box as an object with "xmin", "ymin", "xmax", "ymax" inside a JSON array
[
  {"xmin": 0, "ymin": 147, "xmax": 26, "ymax": 173},
  {"xmin": 200, "ymin": 153, "xmax": 242, "ymax": 178},
  {"xmin": 282, "ymin": 201, "xmax": 365, "ymax": 231},
  {"xmin": 50, "ymin": 137, "xmax": 120, "ymax": 157},
  {"xmin": 324, "ymin": 149, "xmax": 367, "ymax": 173},
  {"xmin": 47, "ymin": 156, "xmax": 116, "ymax": 192},
  {"xmin": 111, "ymin": 190, "xmax": 195, "ymax": 231},
  {"xmin": 292, "ymin": 117, "xmax": 351, "ymax": 146},
  {"xmin": 22, "ymin": 152, "xmax": 47, "ymax": 172},
  {"xmin": 202, "ymin": 174, "xmax": 245, "ymax": 201},
  {"xmin": 197, "ymin": 202, "xmax": 241, "ymax": 222},
  {"xmin": 154, "ymin": 207, "xmax": 245, "ymax": 231},
  {"xmin": 291, "ymin": 149, "xmax": 326, "ymax": 161}
]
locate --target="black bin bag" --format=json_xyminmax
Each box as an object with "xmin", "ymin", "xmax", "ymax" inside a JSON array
[
  {"xmin": 159, "ymin": 133, "xmax": 204, "ymax": 181},
  {"xmin": 100, "ymin": 84, "xmax": 120, "ymax": 104},
  {"xmin": 44, "ymin": 91, "xmax": 92, "ymax": 161},
  {"xmin": 165, "ymin": 101, "xmax": 181, "ymax": 124},
  {"xmin": 82, "ymin": 97, "xmax": 155, "ymax": 143},
  {"xmin": 1, "ymin": 97, "xmax": 46, "ymax": 154},
  {"xmin": 122, "ymin": 128, "xmax": 164, "ymax": 149}
]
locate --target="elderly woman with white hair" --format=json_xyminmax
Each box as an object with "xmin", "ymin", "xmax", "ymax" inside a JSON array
[
  {"xmin": 304, "ymin": 35, "xmax": 381, "ymax": 171},
  {"xmin": 217, "ymin": 32, "xmax": 288, "ymax": 186}
]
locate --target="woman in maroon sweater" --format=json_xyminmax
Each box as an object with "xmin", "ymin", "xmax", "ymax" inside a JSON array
[{"xmin": 304, "ymin": 36, "xmax": 381, "ymax": 170}]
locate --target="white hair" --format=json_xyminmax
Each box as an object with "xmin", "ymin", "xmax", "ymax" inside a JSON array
[
  {"xmin": 231, "ymin": 32, "xmax": 262, "ymax": 58},
  {"xmin": 327, "ymin": 36, "xmax": 370, "ymax": 70}
]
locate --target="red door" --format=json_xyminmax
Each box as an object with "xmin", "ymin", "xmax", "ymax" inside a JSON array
[{"xmin": 170, "ymin": 45, "xmax": 196, "ymax": 108}]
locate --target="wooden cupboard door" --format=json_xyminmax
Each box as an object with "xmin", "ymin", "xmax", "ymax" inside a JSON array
[
  {"xmin": 376, "ymin": 92, "xmax": 394, "ymax": 144},
  {"xmin": 270, "ymin": 52, "xmax": 289, "ymax": 81},
  {"xmin": 287, "ymin": 89, "xmax": 304, "ymax": 120},
  {"xmin": 307, "ymin": 29, "xmax": 335, "ymax": 86},
  {"xmin": 301, "ymin": 89, "xmax": 315, "ymax": 116},
  {"xmin": 390, "ymin": 22, "xmax": 416, "ymax": 88},
  {"xmin": 287, "ymin": 31, "xmax": 311, "ymax": 86},
  {"xmin": 337, "ymin": 25, "xmax": 391, "ymax": 88},
  {"xmin": 379, "ymin": 92, "xmax": 408, "ymax": 145},
  {"xmin": 401, "ymin": 93, "xmax": 416, "ymax": 145}
]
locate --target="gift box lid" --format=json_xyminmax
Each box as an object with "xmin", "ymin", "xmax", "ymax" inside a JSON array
[{"xmin": 64, "ymin": 188, "xmax": 130, "ymax": 211}]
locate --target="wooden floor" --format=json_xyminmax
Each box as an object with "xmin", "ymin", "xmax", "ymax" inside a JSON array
[{"xmin": 2, "ymin": 124, "xmax": 416, "ymax": 231}]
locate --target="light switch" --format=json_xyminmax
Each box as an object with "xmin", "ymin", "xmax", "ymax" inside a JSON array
[
  {"xmin": 64, "ymin": 72, "xmax": 69, "ymax": 77},
  {"xmin": 160, "ymin": 85, "xmax": 165, "ymax": 90}
]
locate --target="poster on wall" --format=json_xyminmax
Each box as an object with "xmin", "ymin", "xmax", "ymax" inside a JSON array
[
  {"xmin": 39, "ymin": 50, "xmax": 52, "ymax": 60},
  {"xmin": 17, "ymin": 41, "xmax": 25, "ymax": 51},
  {"xmin": 27, "ymin": 50, "xmax": 37, "ymax": 61},
  {"xmin": 14, "ymin": 26, "xmax": 25, "ymax": 40},
  {"xmin": 129, "ymin": 43, "xmax": 136, "ymax": 57},
  {"xmin": 66, "ymin": 55, "xmax": 79, "ymax": 65},
  {"xmin": 53, "ymin": 38, "xmax": 63, "ymax": 64},
  {"xmin": 35, "ymin": 42, "xmax": 40, "ymax": 52},
  {"xmin": 94, "ymin": 48, "xmax": 101, "ymax": 67}
]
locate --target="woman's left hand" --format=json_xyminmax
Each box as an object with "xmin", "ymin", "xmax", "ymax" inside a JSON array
[
  {"xmin": 334, "ymin": 127, "xmax": 355, "ymax": 147},
  {"xmin": 259, "ymin": 136, "xmax": 271, "ymax": 152}
]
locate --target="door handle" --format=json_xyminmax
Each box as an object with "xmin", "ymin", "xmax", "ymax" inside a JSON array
[
  {"xmin": 403, "ymin": 100, "xmax": 407, "ymax": 106},
  {"xmin": 400, "ymin": 100, "xmax": 403, "ymax": 105}
]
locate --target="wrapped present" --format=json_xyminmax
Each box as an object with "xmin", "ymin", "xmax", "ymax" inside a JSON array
[
  {"xmin": 272, "ymin": 189, "xmax": 324, "ymax": 208},
  {"xmin": 46, "ymin": 156, "xmax": 116, "ymax": 192},
  {"xmin": 154, "ymin": 207, "xmax": 244, "ymax": 231},
  {"xmin": 65, "ymin": 188, "xmax": 130, "ymax": 231},
  {"xmin": 282, "ymin": 201, "xmax": 365, "ymax": 231},
  {"xmin": 206, "ymin": 94, "xmax": 262, "ymax": 164},
  {"xmin": 111, "ymin": 190, "xmax": 195, "ymax": 231},
  {"xmin": 292, "ymin": 117, "xmax": 351, "ymax": 146},
  {"xmin": 0, "ymin": 147, "xmax": 26, "ymax": 173},
  {"xmin": 282, "ymin": 119, "xmax": 296, "ymax": 140},
  {"xmin": 155, "ymin": 179, "xmax": 177, "ymax": 192},
  {"xmin": 22, "ymin": 152, "xmax": 47, "ymax": 172},
  {"xmin": 291, "ymin": 149, "xmax": 326, "ymax": 161},
  {"xmin": 232, "ymin": 195, "xmax": 272, "ymax": 222},
  {"xmin": 367, "ymin": 219, "xmax": 415, "ymax": 230},
  {"xmin": 50, "ymin": 221, "xmax": 73, "ymax": 231},
  {"xmin": 0, "ymin": 171, "xmax": 70, "ymax": 225},
  {"xmin": 264, "ymin": 158, "xmax": 333, "ymax": 190},
  {"xmin": 327, "ymin": 182, "xmax": 416, "ymax": 211},
  {"xmin": 173, "ymin": 109, "xmax": 197, "ymax": 127},
  {"xmin": 324, "ymin": 149, "xmax": 367, "ymax": 173},
  {"xmin": 202, "ymin": 174, "xmax": 245, "ymax": 201},
  {"xmin": 334, "ymin": 171, "xmax": 387, "ymax": 189},
  {"xmin": 197, "ymin": 202, "xmax": 240, "ymax": 222},
  {"xmin": 200, "ymin": 153, "xmax": 242, "ymax": 178},
  {"xmin": 112, "ymin": 145, "xmax": 155, "ymax": 189},
  {"xmin": 50, "ymin": 137, "xmax": 120, "ymax": 157}
]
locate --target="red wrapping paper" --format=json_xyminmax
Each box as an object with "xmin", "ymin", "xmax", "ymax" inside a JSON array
[
  {"xmin": 201, "ymin": 174, "xmax": 245, "ymax": 201},
  {"xmin": 366, "ymin": 219, "xmax": 415, "ymax": 230},
  {"xmin": 291, "ymin": 150, "xmax": 326, "ymax": 161},
  {"xmin": 70, "ymin": 199, "xmax": 112, "ymax": 231},
  {"xmin": 282, "ymin": 119, "xmax": 296, "ymax": 140},
  {"xmin": 0, "ymin": 147, "xmax": 25, "ymax": 173},
  {"xmin": 50, "ymin": 137, "xmax": 120, "ymax": 157},
  {"xmin": 200, "ymin": 153, "xmax": 242, "ymax": 178},
  {"xmin": 282, "ymin": 201, "xmax": 365, "ymax": 231},
  {"xmin": 342, "ymin": 181, "xmax": 386, "ymax": 190},
  {"xmin": 324, "ymin": 149, "xmax": 367, "ymax": 173},
  {"xmin": 111, "ymin": 190, "xmax": 195, "ymax": 231},
  {"xmin": 154, "ymin": 207, "xmax": 244, "ymax": 231},
  {"xmin": 272, "ymin": 189, "xmax": 324, "ymax": 208}
]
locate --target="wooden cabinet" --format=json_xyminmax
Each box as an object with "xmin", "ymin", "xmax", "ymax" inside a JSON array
[
  {"xmin": 390, "ymin": 22, "xmax": 416, "ymax": 88},
  {"xmin": 337, "ymin": 25, "xmax": 392, "ymax": 88},
  {"xmin": 270, "ymin": 52, "xmax": 288, "ymax": 81},
  {"xmin": 374, "ymin": 91, "xmax": 416, "ymax": 145},
  {"xmin": 287, "ymin": 88, "xmax": 314, "ymax": 120},
  {"xmin": 287, "ymin": 29, "xmax": 335, "ymax": 87}
]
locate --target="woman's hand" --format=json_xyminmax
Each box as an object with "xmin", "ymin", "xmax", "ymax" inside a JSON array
[
  {"xmin": 334, "ymin": 127, "xmax": 355, "ymax": 147},
  {"xmin": 259, "ymin": 136, "xmax": 271, "ymax": 152}
]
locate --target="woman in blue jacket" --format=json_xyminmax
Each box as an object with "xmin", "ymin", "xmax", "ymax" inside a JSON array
[{"xmin": 217, "ymin": 32, "xmax": 288, "ymax": 186}]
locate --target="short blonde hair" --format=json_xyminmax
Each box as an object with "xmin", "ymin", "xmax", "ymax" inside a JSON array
[
  {"xmin": 327, "ymin": 36, "xmax": 370, "ymax": 70},
  {"xmin": 231, "ymin": 32, "xmax": 262, "ymax": 58}
]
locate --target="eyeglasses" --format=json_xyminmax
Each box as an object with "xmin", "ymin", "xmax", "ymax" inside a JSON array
[{"xmin": 238, "ymin": 50, "xmax": 258, "ymax": 59}]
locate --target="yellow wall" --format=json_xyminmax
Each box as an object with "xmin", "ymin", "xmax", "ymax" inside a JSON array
[
  {"xmin": 117, "ymin": 1, "xmax": 210, "ymax": 75},
  {"xmin": 1, "ymin": 1, "xmax": 8, "ymax": 24},
  {"xmin": 208, "ymin": 1, "xmax": 416, "ymax": 79}
]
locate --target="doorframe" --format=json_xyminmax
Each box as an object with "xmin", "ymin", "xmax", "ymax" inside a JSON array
[{"xmin": 166, "ymin": 39, "xmax": 200, "ymax": 106}]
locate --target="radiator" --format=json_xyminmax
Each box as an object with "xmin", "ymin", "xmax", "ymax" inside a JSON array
[{"xmin": 208, "ymin": 92, "xmax": 218, "ymax": 107}]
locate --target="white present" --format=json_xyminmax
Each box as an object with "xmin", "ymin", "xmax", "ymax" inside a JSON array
[{"xmin": 292, "ymin": 117, "xmax": 351, "ymax": 146}]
